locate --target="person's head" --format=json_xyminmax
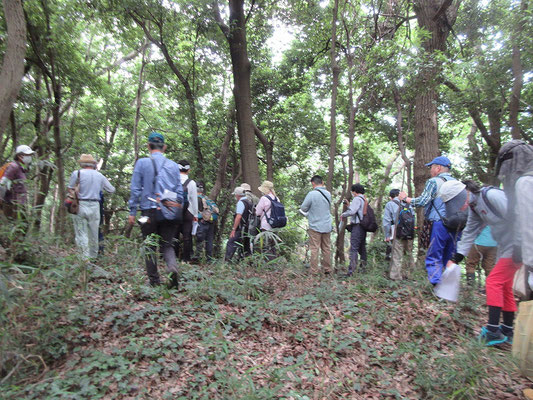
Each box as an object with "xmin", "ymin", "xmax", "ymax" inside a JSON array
[
  {"xmin": 425, "ymin": 156, "xmax": 452, "ymax": 177},
  {"xmin": 351, "ymin": 183, "xmax": 365, "ymax": 195},
  {"xmin": 240, "ymin": 183, "xmax": 251, "ymax": 192},
  {"xmin": 233, "ymin": 186, "xmax": 245, "ymax": 200},
  {"xmin": 462, "ymin": 179, "xmax": 481, "ymax": 194},
  {"xmin": 147, "ymin": 131, "xmax": 166, "ymax": 153},
  {"xmin": 197, "ymin": 182, "xmax": 205, "ymax": 194},
  {"xmin": 310, "ymin": 175, "xmax": 323, "ymax": 188},
  {"xmin": 496, "ymin": 140, "xmax": 533, "ymax": 189},
  {"xmin": 178, "ymin": 160, "xmax": 191, "ymax": 174},
  {"xmin": 389, "ymin": 189, "xmax": 400, "ymax": 199},
  {"xmin": 258, "ymin": 180, "xmax": 274, "ymax": 195},
  {"xmin": 78, "ymin": 154, "xmax": 97, "ymax": 169},
  {"xmin": 15, "ymin": 145, "xmax": 35, "ymax": 165}
]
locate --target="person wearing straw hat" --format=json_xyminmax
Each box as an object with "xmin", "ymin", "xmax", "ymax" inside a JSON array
[
  {"xmin": 1, "ymin": 145, "xmax": 35, "ymax": 220},
  {"xmin": 255, "ymin": 180, "xmax": 279, "ymax": 260},
  {"xmin": 68, "ymin": 154, "xmax": 115, "ymax": 260}
]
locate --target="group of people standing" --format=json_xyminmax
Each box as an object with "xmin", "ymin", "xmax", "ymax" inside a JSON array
[{"xmin": 1, "ymin": 132, "xmax": 532, "ymax": 345}]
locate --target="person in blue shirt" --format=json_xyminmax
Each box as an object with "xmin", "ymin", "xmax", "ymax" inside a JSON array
[
  {"xmin": 128, "ymin": 132, "xmax": 183, "ymax": 288},
  {"xmin": 465, "ymin": 225, "xmax": 497, "ymax": 285},
  {"xmin": 399, "ymin": 156, "xmax": 460, "ymax": 284},
  {"xmin": 224, "ymin": 187, "xmax": 250, "ymax": 262}
]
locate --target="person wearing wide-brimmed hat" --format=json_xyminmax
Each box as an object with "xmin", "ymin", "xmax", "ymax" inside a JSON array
[
  {"xmin": 398, "ymin": 155, "xmax": 460, "ymax": 284},
  {"xmin": 255, "ymin": 180, "xmax": 278, "ymax": 260},
  {"xmin": 1, "ymin": 145, "xmax": 35, "ymax": 220},
  {"xmin": 69, "ymin": 154, "xmax": 115, "ymax": 260}
]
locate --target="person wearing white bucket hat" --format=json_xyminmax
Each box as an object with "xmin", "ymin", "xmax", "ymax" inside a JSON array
[
  {"xmin": 0, "ymin": 145, "xmax": 35, "ymax": 220},
  {"xmin": 440, "ymin": 179, "xmax": 516, "ymax": 346}
]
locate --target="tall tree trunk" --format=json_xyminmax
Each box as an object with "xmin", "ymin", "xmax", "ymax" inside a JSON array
[
  {"xmin": 509, "ymin": 0, "xmax": 527, "ymax": 140},
  {"xmin": 327, "ymin": 0, "xmax": 340, "ymax": 193},
  {"xmin": 210, "ymin": 108, "xmax": 235, "ymax": 200},
  {"xmin": 253, "ymin": 124, "xmax": 273, "ymax": 181},
  {"xmin": 0, "ymin": 0, "xmax": 27, "ymax": 137},
  {"xmin": 412, "ymin": 0, "xmax": 460, "ymax": 196},
  {"xmin": 213, "ymin": 1, "xmax": 261, "ymax": 195},
  {"xmin": 392, "ymin": 86, "xmax": 412, "ymax": 194},
  {"xmin": 52, "ymin": 83, "xmax": 66, "ymax": 234},
  {"xmin": 133, "ymin": 38, "xmax": 150, "ymax": 162}
]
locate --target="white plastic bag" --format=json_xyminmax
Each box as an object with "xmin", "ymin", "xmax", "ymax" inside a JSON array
[{"xmin": 434, "ymin": 263, "xmax": 461, "ymax": 302}]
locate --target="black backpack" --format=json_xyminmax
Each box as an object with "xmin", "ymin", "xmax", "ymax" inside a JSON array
[
  {"xmin": 182, "ymin": 178, "xmax": 191, "ymax": 210},
  {"xmin": 265, "ymin": 195, "xmax": 287, "ymax": 228},
  {"xmin": 244, "ymin": 198, "xmax": 261, "ymax": 236},
  {"xmin": 394, "ymin": 200, "xmax": 415, "ymax": 240},
  {"xmin": 359, "ymin": 197, "xmax": 378, "ymax": 233}
]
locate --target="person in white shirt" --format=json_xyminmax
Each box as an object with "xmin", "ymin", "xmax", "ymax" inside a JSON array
[{"xmin": 175, "ymin": 160, "xmax": 198, "ymax": 262}]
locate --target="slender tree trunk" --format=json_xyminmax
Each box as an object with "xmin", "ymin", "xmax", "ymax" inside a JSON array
[
  {"xmin": 392, "ymin": 86, "xmax": 412, "ymax": 194},
  {"xmin": 509, "ymin": 0, "xmax": 527, "ymax": 139},
  {"xmin": 0, "ymin": 0, "xmax": 26, "ymax": 137},
  {"xmin": 254, "ymin": 124, "xmax": 273, "ymax": 181},
  {"xmin": 49, "ymin": 183, "xmax": 58, "ymax": 234},
  {"xmin": 327, "ymin": 0, "xmax": 340, "ymax": 193},
  {"xmin": 133, "ymin": 38, "xmax": 150, "ymax": 162},
  {"xmin": 213, "ymin": 0, "xmax": 261, "ymax": 195},
  {"xmin": 211, "ymin": 108, "xmax": 236, "ymax": 200},
  {"xmin": 52, "ymin": 83, "xmax": 66, "ymax": 234}
]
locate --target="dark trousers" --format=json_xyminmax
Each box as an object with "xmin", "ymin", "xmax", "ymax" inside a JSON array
[
  {"xmin": 349, "ymin": 224, "xmax": 367, "ymax": 273},
  {"xmin": 140, "ymin": 209, "xmax": 179, "ymax": 285},
  {"xmin": 225, "ymin": 229, "xmax": 244, "ymax": 262},
  {"xmin": 195, "ymin": 220, "xmax": 215, "ymax": 259},
  {"xmin": 176, "ymin": 210, "xmax": 193, "ymax": 261}
]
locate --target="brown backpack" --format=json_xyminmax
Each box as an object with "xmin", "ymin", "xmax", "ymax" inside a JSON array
[{"xmin": 65, "ymin": 170, "xmax": 81, "ymax": 214}]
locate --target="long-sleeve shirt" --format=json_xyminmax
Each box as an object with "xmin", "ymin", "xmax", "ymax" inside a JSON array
[
  {"xmin": 516, "ymin": 174, "xmax": 533, "ymax": 265},
  {"xmin": 382, "ymin": 199, "xmax": 400, "ymax": 240},
  {"xmin": 410, "ymin": 172, "xmax": 454, "ymax": 221},
  {"xmin": 180, "ymin": 173, "xmax": 198, "ymax": 218},
  {"xmin": 456, "ymin": 188, "xmax": 511, "ymax": 258},
  {"xmin": 341, "ymin": 195, "xmax": 365, "ymax": 225},
  {"xmin": 300, "ymin": 187, "xmax": 332, "ymax": 233},
  {"xmin": 1, "ymin": 161, "xmax": 27, "ymax": 204},
  {"xmin": 68, "ymin": 169, "xmax": 115, "ymax": 200},
  {"xmin": 128, "ymin": 152, "xmax": 183, "ymax": 216},
  {"xmin": 256, "ymin": 194, "xmax": 274, "ymax": 231}
]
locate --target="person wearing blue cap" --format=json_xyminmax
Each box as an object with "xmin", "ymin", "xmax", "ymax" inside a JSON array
[
  {"xmin": 128, "ymin": 131, "xmax": 184, "ymax": 288},
  {"xmin": 398, "ymin": 155, "xmax": 459, "ymax": 284}
]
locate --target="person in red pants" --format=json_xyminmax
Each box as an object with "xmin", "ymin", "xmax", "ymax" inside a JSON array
[{"xmin": 440, "ymin": 179, "xmax": 517, "ymax": 346}]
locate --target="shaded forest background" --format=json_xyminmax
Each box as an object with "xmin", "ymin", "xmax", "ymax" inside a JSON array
[
  {"xmin": 2, "ymin": 1, "xmax": 533, "ymax": 398},
  {"xmin": 1, "ymin": 0, "xmax": 532, "ymax": 257}
]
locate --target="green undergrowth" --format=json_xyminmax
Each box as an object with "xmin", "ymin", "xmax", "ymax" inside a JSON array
[{"xmin": 0, "ymin": 235, "xmax": 527, "ymax": 399}]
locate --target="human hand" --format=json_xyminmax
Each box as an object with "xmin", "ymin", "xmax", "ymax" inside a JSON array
[
  {"xmin": 128, "ymin": 215, "xmax": 136, "ymax": 226},
  {"xmin": 445, "ymin": 260, "xmax": 455, "ymax": 269},
  {"xmin": 193, "ymin": 216, "xmax": 198, "ymax": 222},
  {"xmin": 398, "ymin": 191, "xmax": 407, "ymax": 201},
  {"xmin": 385, "ymin": 238, "xmax": 390, "ymax": 242},
  {"xmin": 230, "ymin": 229, "xmax": 236, "ymax": 238}
]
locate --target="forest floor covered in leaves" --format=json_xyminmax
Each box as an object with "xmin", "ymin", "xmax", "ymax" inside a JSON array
[{"xmin": 2, "ymin": 236, "xmax": 532, "ymax": 399}]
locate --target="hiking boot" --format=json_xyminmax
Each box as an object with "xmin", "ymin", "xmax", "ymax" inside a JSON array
[
  {"xmin": 500, "ymin": 325, "xmax": 514, "ymax": 344},
  {"xmin": 168, "ymin": 272, "xmax": 179, "ymax": 290},
  {"xmin": 478, "ymin": 326, "xmax": 508, "ymax": 346}
]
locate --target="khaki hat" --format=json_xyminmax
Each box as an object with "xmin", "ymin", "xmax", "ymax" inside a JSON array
[
  {"xmin": 78, "ymin": 154, "xmax": 97, "ymax": 164},
  {"xmin": 258, "ymin": 180, "xmax": 274, "ymax": 195},
  {"xmin": 240, "ymin": 183, "xmax": 251, "ymax": 191}
]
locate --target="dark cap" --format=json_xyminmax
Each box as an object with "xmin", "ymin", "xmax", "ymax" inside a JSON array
[{"xmin": 148, "ymin": 131, "xmax": 165, "ymax": 144}]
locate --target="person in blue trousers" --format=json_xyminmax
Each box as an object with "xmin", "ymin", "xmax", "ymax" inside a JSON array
[{"xmin": 398, "ymin": 156, "xmax": 460, "ymax": 284}]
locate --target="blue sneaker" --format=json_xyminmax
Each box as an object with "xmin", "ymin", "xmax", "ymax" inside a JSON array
[
  {"xmin": 478, "ymin": 326, "xmax": 508, "ymax": 346},
  {"xmin": 500, "ymin": 325, "xmax": 513, "ymax": 344}
]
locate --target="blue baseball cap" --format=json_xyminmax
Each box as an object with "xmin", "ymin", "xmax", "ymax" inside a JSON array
[
  {"xmin": 425, "ymin": 156, "xmax": 451, "ymax": 169},
  {"xmin": 148, "ymin": 131, "xmax": 165, "ymax": 143}
]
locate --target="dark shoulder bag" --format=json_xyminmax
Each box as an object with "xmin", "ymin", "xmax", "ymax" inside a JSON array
[{"xmin": 65, "ymin": 170, "xmax": 81, "ymax": 215}]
